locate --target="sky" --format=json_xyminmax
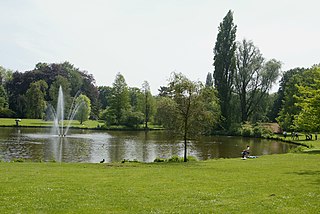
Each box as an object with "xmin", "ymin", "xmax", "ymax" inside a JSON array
[{"xmin": 0, "ymin": 0, "xmax": 319, "ymax": 94}]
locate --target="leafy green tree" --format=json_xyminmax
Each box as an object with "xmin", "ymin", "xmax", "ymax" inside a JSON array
[
  {"xmin": 157, "ymin": 73, "xmax": 219, "ymax": 162},
  {"xmin": 110, "ymin": 73, "xmax": 130, "ymax": 125},
  {"xmin": 213, "ymin": 10, "xmax": 237, "ymax": 129},
  {"xmin": 98, "ymin": 86, "xmax": 112, "ymax": 110},
  {"xmin": 234, "ymin": 39, "xmax": 281, "ymax": 122},
  {"xmin": 291, "ymin": 66, "xmax": 320, "ymax": 132},
  {"xmin": 49, "ymin": 75, "xmax": 71, "ymax": 116},
  {"xmin": 75, "ymin": 94, "xmax": 91, "ymax": 124},
  {"xmin": 26, "ymin": 80, "xmax": 48, "ymax": 119},
  {"xmin": 0, "ymin": 65, "xmax": 13, "ymax": 85},
  {"xmin": 276, "ymin": 68, "xmax": 305, "ymax": 130}
]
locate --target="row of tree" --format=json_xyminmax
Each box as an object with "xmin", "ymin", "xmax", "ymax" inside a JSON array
[{"xmin": 0, "ymin": 10, "xmax": 319, "ymax": 160}]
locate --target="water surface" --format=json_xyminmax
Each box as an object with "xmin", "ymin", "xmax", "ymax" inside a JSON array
[{"xmin": 0, "ymin": 127, "xmax": 296, "ymax": 163}]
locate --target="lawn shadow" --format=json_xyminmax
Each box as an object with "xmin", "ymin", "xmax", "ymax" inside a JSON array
[
  {"xmin": 289, "ymin": 170, "xmax": 320, "ymax": 185},
  {"xmin": 303, "ymin": 149, "xmax": 320, "ymax": 154}
]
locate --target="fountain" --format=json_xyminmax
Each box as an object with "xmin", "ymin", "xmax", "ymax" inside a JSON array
[{"xmin": 50, "ymin": 86, "xmax": 84, "ymax": 137}]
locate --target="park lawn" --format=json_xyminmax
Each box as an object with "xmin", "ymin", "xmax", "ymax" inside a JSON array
[
  {"xmin": 0, "ymin": 118, "xmax": 104, "ymax": 129},
  {"xmin": 1, "ymin": 153, "xmax": 319, "ymax": 213}
]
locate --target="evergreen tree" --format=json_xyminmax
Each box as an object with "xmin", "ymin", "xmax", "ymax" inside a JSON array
[
  {"xmin": 110, "ymin": 73, "xmax": 130, "ymax": 125},
  {"xmin": 213, "ymin": 10, "xmax": 237, "ymax": 129},
  {"xmin": 205, "ymin": 72, "xmax": 213, "ymax": 87}
]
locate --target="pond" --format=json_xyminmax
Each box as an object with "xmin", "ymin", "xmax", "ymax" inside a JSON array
[{"xmin": 0, "ymin": 127, "xmax": 296, "ymax": 163}]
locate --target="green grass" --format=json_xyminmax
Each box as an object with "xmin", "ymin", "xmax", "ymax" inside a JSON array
[
  {"xmin": 0, "ymin": 118, "xmax": 104, "ymax": 129},
  {"xmin": 272, "ymin": 133, "xmax": 320, "ymax": 154},
  {"xmin": 1, "ymin": 153, "xmax": 319, "ymax": 213},
  {"xmin": 0, "ymin": 118, "xmax": 163, "ymax": 130}
]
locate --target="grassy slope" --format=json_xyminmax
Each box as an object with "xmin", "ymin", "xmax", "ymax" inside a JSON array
[{"xmin": 1, "ymin": 154, "xmax": 319, "ymax": 213}]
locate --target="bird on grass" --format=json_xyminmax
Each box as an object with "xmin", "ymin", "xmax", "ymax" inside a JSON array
[{"xmin": 100, "ymin": 159, "xmax": 105, "ymax": 163}]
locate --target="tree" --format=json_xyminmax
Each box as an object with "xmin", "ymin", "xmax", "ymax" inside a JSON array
[
  {"xmin": 157, "ymin": 73, "xmax": 219, "ymax": 162},
  {"xmin": 0, "ymin": 85, "xmax": 8, "ymax": 109},
  {"xmin": 276, "ymin": 68, "xmax": 305, "ymax": 130},
  {"xmin": 49, "ymin": 75, "xmax": 71, "ymax": 115},
  {"xmin": 291, "ymin": 66, "xmax": 320, "ymax": 132},
  {"xmin": 26, "ymin": 80, "xmax": 48, "ymax": 119},
  {"xmin": 271, "ymin": 67, "xmax": 305, "ymax": 124},
  {"xmin": 213, "ymin": 10, "xmax": 237, "ymax": 129},
  {"xmin": 205, "ymin": 72, "xmax": 213, "ymax": 87},
  {"xmin": 98, "ymin": 86, "xmax": 112, "ymax": 110},
  {"xmin": 141, "ymin": 81, "xmax": 154, "ymax": 129},
  {"xmin": 75, "ymin": 94, "xmax": 91, "ymax": 124},
  {"xmin": 110, "ymin": 73, "xmax": 130, "ymax": 125},
  {"xmin": 234, "ymin": 39, "xmax": 281, "ymax": 122}
]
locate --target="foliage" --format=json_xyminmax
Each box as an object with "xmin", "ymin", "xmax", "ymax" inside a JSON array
[
  {"xmin": 157, "ymin": 72, "xmax": 220, "ymax": 161},
  {"xmin": 99, "ymin": 107, "xmax": 116, "ymax": 126},
  {"xmin": 240, "ymin": 122, "xmax": 272, "ymax": 138},
  {"xmin": 75, "ymin": 94, "xmax": 91, "ymax": 124},
  {"xmin": 26, "ymin": 80, "xmax": 48, "ymax": 119},
  {"xmin": 234, "ymin": 39, "xmax": 281, "ymax": 123},
  {"xmin": 141, "ymin": 81, "xmax": 155, "ymax": 129},
  {"xmin": 213, "ymin": 10, "xmax": 237, "ymax": 129},
  {"xmin": 110, "ymin": 73, "xmax": 130, "ymax": 125},
  {"xmin": 121, "ymin": 109, "xmax": 144, "ymax": 128},
  {"xmin": 0, "ymin": 85, "xmax": 8, "ymax": 109},
  {"xmin": 276, "ymin": 68, "xmax": 305, "ymax": 130},
  {"xmin": 5, "ymin": 62, "xmax": 98, "ymax": 118},
  {"xmin": 205, "ymin": 72, "xmax": 213, "ymax": 87},
  {"xmin": 292, "ymin": 66, "xmax": 320, "ymax": 132}
]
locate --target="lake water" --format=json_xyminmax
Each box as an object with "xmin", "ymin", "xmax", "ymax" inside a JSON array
[{"xmin": 0, "ymin": 127, "xmax": 296, "ymax": 163}]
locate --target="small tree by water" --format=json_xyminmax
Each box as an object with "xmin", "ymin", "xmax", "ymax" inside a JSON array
[{"xmin": 157, "ymin": 72, "xmax": 220, "ymax": 162}]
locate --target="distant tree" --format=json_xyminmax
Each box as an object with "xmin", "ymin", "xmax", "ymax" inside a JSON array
[
  {"xmin": 0, "ymin": 65, "xmax": 13, "ymax": 85},
  {"xmin": 110, "ymin": 73, "xmax": 130, "ymax": 125},
  {"xmin": 129, "ymin": 87, "xmax": 142, "ymax": 112},
  {"xmin": 291, "ymin": 66, "xmax": 320, "ymax": 132},
  {"xmin": 98, "ymin": 86, "xmax": 112, "ymax": 110},
  {"xmin": 141, "ymin": 81, "xmax": 154, "ymax": 129},
  {"xmin": 157, "ymin": 73, "xmax": 219, "ymax": 162},
  {"xmin": 49, "ymin": 75, "xmax": 71, "ymax": 115},
  {"xmin": 213, "ymin": 10, "xmax": 237, "ymax": 129},
  {"xmin": 158, "ymin": 86, "xmax": 171, "ymax": 97},
  {"xmin": 276, "ymin": 68, "xmax": 305, "ymax": 130},
  {"xmin": 75, "ymin": 94, "xmax": 91, "ymax": 124},
  {"xmin": 0, "ymin": 85, "xmax": 8, "ymax": 109},
  {"xmin": 205, "ymin": 72, "xmax": 213, "ymax": 87},
  {"xmin": 26, "ymin": 80, "xmax": 48, "ymax": 119},
  {"xmin": 271, "ymin": 68, "xmax": 305, "ymax": 123},
  {"xmin": 234, "ymin": 39, "xmax": 281, "ymax": 122}
]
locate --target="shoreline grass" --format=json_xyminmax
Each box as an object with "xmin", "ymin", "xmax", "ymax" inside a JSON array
[{"xmin": 1, "ymin": 153, "xmax": 319, "ymax": 213}]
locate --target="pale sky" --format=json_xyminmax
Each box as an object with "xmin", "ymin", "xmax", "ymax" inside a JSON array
[{"xmin": 0, "ymin": 0, "xmax": 319, "ymax": 94}]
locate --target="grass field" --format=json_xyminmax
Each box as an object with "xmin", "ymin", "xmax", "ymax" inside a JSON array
[
  {"xmin": 1, "ymin": 153, "xmax": 319, "ymax": 213},
  {"xmin": 0, "ymin": 118, "xmax": 162, "ymax": 130},
  {"xmin": 0, "ymin": 118, "xmax": 104, "ymax": 129}
]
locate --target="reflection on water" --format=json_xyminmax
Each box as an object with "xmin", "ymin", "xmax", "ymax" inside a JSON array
[{"xmin": 0, "ymin": 127, "xmax": 297, "ymax": 163}]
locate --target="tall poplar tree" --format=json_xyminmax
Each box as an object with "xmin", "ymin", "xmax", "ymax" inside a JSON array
[{"xmin": 213, "ymin": 10, "xmax": 237, "ymax": 129}]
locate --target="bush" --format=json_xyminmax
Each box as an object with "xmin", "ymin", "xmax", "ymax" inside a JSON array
[{"xmin": 122, "ymin": 110, "xmax": 144, "ymax": 128}]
